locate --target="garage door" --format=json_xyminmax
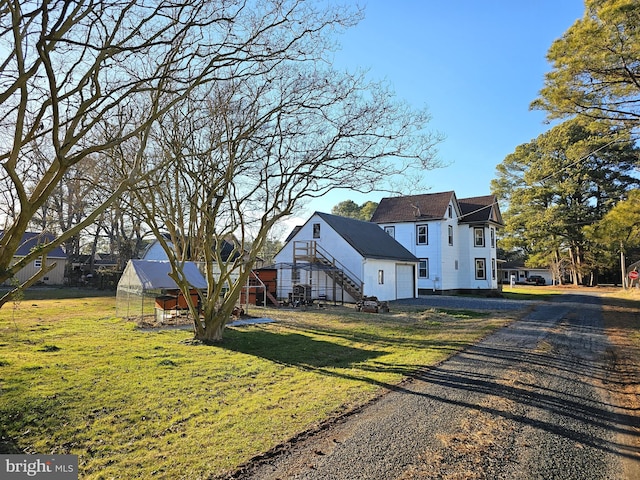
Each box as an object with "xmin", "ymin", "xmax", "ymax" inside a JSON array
[{"xmin": 396, "ymin": 264, "xmax": 415, "ymax": 299}]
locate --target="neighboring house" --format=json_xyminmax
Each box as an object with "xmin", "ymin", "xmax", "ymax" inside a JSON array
[
  {"xmin": 501, "ymin": 262, "xmax": 553, "ymax": 285},
  {"xmin": 1, "ymin": 231, "xmax": 67, "ymax": 286},
  {"xmin": 273, "ymin": 212, "xmax": 419, "ymax": 303},
  {"xmin": 370, "ymin": 191, "xmax": 503, "ymax": 294}
]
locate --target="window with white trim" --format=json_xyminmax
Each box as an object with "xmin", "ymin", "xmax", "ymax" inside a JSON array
[
  {"xmin": 448, "ymin": 225, "xmax": 454, "ymax": 246},
  {"xmin": 474, "ymin": 227, "xmax": 485, "ymax": 247},
  {"xmin": 416, "ymin": 224, "xmax": 428, "ymax": 245},
  {"xmin": 34, "ymin": 257, "xmax": 42, "ymax": 268},
  {"xmin": 448, "ymin": 205, "xmax": 453, "ymax": 218},
  {"xmin": 312, "ymin": 223, "xmax": 320, "ymax": 238},
  {"xmin": 384, "ymin": 226, "xmax": 395, "ymax": 238},
  {"xmin": 491, "ymin": 258, "xmax": 496, "ymax": 280},
  {"xmin": 475, "ymin": 258, "xmax": 486, "ymax": 280},
  {"xmin": 490, "ymin": 227, "xmax": 495, "ymax": 248},
  {"xmin": 378, "ymin": 270, "xmax": 384, "ymax": 284},
  {"xmin": 418, "ymin": 259, "xmax": 429, "ymax": 279}
]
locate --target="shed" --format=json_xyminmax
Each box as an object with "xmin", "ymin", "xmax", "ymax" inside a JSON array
[
  {"xmin": 0, "ymin": 231, "xmax": 67, "ymax": 286},
  {"xmin": 116, "ymin": 260, "xmax": 207, "ymax": 321}
]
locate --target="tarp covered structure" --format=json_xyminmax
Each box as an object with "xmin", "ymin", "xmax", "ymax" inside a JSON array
[
  {"xmin": 120, "ymin": 259, "xmax": 207, "ymax": 290},
  {"xmin": 116, "ymin": 260, "xmax": 207, "ymax": 320}
]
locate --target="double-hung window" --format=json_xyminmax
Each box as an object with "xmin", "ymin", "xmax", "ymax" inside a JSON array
[
  {"xmin": 448, "ymin": 225, "xmax": 454, "ymax": 246},
  {"xmin": 416, "ymin": 224, "xmax": 428, "ymax": 245},
  {"xmin": 475, "ymin": 258, "xmax": 486, "ymax": 280},
  {"xmin": 474, "ymin": 227, "xmax": 485, "ymax": 247},
  {"xmin": 418, "ymin": 259, "xmax": 429, "ymax": 279}
]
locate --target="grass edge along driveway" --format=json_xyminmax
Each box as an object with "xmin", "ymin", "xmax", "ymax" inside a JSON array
[{"xmin": 0, "ymin": 292, "xmax": 517, "ymax": 479}]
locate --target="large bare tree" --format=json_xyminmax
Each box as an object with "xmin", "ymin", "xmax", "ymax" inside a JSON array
[
  {"xmin": 133, "ymin": 57, "xmax": 441, "ymax": 342},
  {"xmin": 0, "ymin": 0, "xmax": 348, "ymax": 305}
]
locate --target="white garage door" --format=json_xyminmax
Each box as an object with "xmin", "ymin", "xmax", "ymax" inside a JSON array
[{"xmin": 396, "ymin": 264, "xmax": 415, "ymax": 299}]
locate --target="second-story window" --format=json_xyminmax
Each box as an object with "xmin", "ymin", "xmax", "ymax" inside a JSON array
[
  {"xmin": 384, "ymin": 226, "xmax": 395, "ymax": 238},
  {"xmin": 448, "ymin": 225, "xmax": 454, "ymax": 246},
  {"xmin": 313, "ymin": 223, "xmax": 320, "ymax": 238},
  {"xmin": 490, "ymin": 227, "xmax": 495, "ymax": 248},
  {"xmin": 474, "ymin": 227, "xmax": 485, "ymax": 247},
  {"xmin": 416, "ymin": 224, "xmax": 428, "ymax": 245}
]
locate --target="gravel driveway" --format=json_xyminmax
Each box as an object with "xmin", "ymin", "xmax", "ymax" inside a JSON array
[{"xmin": 228, "ymin": 293, "xmax": 638, "ymax": 479}]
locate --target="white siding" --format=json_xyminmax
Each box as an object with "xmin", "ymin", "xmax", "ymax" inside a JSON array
[
  {"xmin": 275, "ymin": 214, "xmax": 417, "ymax": 302},
  {"xmin": 6, "ymin": 257, "xmax": 66, "ymax": 285},
  {"xmin": 377, "ymin": 214, "xmax": 500, "ymax": 292},
  {"xmin": 274, "ymin": 215, "xmax": 364, "ymax": 302}
]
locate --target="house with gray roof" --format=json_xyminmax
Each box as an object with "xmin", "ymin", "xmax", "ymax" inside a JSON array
[
  {"xmin": 273, "ymin": 212, "xmax": 419, "ymax": 302},
  {"xmin": 371, "ymin": 191, "xmax": 503, "ymax": 294},
  {"xmin": 1, "ymin": 231, "xmax": 67, "ymax": 286}
]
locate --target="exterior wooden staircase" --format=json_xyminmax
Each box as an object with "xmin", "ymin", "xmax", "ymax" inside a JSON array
[{"xmin": 293, "ymin": 241, "xmax": 363, "ymax": 302}]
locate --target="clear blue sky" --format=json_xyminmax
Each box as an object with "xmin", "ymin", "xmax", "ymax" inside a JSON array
[{"xmin": 298, "ymin": 0, "xmax": 585, "ymax": 220}]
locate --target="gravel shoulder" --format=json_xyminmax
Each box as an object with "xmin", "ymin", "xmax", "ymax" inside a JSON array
[{"xmin": 226, "ymin": 292, "xmax": 640, "ymax": 480}]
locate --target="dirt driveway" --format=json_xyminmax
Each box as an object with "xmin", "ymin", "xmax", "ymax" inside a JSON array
[{"xmin": 226, "ymin": 291, "xmax": 640, "ymax": 480}]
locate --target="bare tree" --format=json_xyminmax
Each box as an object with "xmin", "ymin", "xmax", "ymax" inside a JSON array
[
  {"xmin": 133, "ymin": 55, "xmax": 441, "ymax": 341},
  {"xmin": 0, "ymin": 0, "xmax": 347, "ymax": 305}
]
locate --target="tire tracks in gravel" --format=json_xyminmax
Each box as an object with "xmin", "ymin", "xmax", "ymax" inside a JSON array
[{"xmin": 227, "ymin": 294, "xmax": 638, "ymax": 480}]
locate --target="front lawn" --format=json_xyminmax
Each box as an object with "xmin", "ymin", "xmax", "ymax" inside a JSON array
[{"xmin": 0, "ymin": 291, "xmax": 513, "ymax": 479}]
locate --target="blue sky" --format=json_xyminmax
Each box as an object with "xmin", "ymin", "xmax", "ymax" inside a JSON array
[{"xmin": 299, "ymin": 0, "xmax": 585, "ymax": 219}]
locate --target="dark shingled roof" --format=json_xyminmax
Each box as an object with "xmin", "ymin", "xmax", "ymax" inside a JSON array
[
  {"xmin": 459, "ymin": 195, "xmax": 503, "ymax": 225},
  {"xmin": 314, "ymin": 212, "xmax": 417, "ymax": 262},
  {"xmin": 1, "ymin": 231, "xmax": 67, "ymax": 258},
  {"xmin": 370, "ymin": 192, "xmax": 455, "ymax": 223}
]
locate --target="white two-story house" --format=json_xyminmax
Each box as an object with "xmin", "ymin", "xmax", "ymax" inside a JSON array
[{"xmin": 370, "ymin": 191, "xmax": 503, "ymax": 294}]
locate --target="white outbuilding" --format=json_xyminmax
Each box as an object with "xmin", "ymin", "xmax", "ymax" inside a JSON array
[{"xmin": 273, "ymin": 212, "xmax": 418, "ymax": 303}]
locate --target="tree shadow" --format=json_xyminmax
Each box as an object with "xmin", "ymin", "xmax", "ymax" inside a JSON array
[
  {"xmin": 222, "ymin": 328, "xmax": 387, "ymax": 370},
  {"xmin": 0, "ymin": 427, "xmax": 23, "ymax": 454}
]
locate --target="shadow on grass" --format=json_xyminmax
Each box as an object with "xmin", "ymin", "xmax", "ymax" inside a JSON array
[
  {"xmin": 222, "ymin": 328, "xmax": 386, "ymax": 369},
  {"xmin": 220, "ymin": 326, "xmax": 471, "ymax": 394},
  {"xmin": 0, "ymin": 427, "xmax": 23, "ymax": 454}
]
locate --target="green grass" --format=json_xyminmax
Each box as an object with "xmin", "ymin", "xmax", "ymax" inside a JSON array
[
  {"xmin": 499, "ymin": 285, "xmax": 565, "ymax": 301},
  {"xmin": 0, "ymin": 292, "xmax": 513, "ymax": 479}
]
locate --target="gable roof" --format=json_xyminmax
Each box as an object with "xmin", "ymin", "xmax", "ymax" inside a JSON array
[
  {"xmin": 459, "ymin": 195, "xmax": 503, "ymax": 225},
  {"xmin": 0, "ymin": 231, "xmax": 67, "ymax": 258},
  {"xmin": 314, "ymin": 212, "xmax": 417, "ymax": 262},
  {"xmin": 370, "ymin": 191, "xmax": 456, "ymax": 223}
]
